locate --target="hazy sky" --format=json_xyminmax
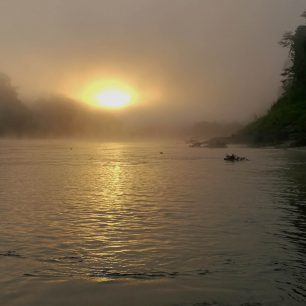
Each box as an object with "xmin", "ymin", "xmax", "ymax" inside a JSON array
[{"xmin": 0, "ymin": 0, "xmax": 305, "ymax": 124}]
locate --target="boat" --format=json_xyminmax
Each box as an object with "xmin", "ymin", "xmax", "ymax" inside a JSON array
[{"xmin": 224, "ymin": 153, "xmax": 248, "ymax": 161}]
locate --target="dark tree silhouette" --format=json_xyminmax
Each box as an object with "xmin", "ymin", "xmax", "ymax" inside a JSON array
[
  {"xmin": 238, "ymin": 11, "xmax": 306, "ymax": 146},
  {"xmin": 0, "ymin": 73, "xmax": 34, "ymax": 136},
  {"xmin": 279, "ymin": 11, "xmax": 306, "ymax": 93},
  {"xmin": 0, "ymin": 73, "xmax": 123, "ymax": 138}
]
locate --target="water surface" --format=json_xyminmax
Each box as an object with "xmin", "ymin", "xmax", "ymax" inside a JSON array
[{"xmin": 0, "ymin": 140, "xmax": 305, "ymax": 305}]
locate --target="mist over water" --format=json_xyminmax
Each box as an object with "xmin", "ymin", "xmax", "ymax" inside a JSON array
[
  {"xmin": 0, "ymin": 140, "xmax": 305, "ymax": 305},
  {"xmin": 0, "ymin": 72, "xmax": 242, "ymax": 140},
  {"xmin": 1, "ymin": 1, "xmax": 306, "ymax": 305}
]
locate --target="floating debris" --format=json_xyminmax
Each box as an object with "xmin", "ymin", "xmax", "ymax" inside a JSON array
[
  {"xmin": 188, "ymin": 137, "xmax": 228, "ymax": 148},
  {"xmin": 0, "ymin": 250, "xmax": 21, "ymax": 257}
]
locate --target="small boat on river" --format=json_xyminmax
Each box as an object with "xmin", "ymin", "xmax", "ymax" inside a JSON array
[{"xmin": 224, "ymin": 153, "xmax": 249, "ymax": 162}]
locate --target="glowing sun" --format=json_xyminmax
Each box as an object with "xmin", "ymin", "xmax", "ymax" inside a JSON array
[
  {"xmin": 95, "ymin": 89, "xmax": 132, "ymax": 108},
  {"xmin": 74, "ymin": 80, "xmax": 137, "ymax": 110}
]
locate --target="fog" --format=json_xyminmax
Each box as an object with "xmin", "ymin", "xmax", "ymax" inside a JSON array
[
  {"xmin": 0, "ymin": 0, "xmax": 305, "ymax": 131},
  {"xmin": 0, "ymin": 72, "xmax": 243, "ymax": 139}
]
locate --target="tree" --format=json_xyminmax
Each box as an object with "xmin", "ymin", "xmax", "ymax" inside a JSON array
[
  {"xmin": 0, "ymin": 73, "xmax": 34, "ymax": 136},
  {"xmin": 279, "ymin": 11, "xmax": 306, "ymax": 93}
]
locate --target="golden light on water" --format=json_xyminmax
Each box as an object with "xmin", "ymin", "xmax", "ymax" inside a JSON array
[{"xmin": 75, "ymin": 79, "xmax": 138, "ymax": 109}]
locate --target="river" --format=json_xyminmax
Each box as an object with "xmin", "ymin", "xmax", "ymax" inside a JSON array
[{"xmin": 0, "ymin": 139, "xmax": 305, "ymax": 306}]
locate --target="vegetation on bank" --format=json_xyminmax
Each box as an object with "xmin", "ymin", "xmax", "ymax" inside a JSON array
[
  {"xmin": 238, "ymin": 12, "xmax": 306, "ymax": 146},
  {"xmin": 0, "ymin": 73, "xmax": 242, "ymax": 140},
  {"xmin": 0, "ymin": 73, "xmax": 124, "ymax": 139}
]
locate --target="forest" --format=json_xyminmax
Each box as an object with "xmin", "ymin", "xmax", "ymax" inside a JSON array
[{"xmin": 238, "ymin": 12, "xmax": 306, "ymax": 146}]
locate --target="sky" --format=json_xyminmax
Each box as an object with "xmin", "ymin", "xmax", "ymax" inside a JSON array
[{"xmin": 0, "ymin": 0, "xmax": 305, "ymax": 124}]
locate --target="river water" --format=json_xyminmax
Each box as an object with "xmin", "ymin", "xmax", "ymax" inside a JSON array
[{"xmin": 0, "ymin": 139, "xmax": 305, "ymax": 306}]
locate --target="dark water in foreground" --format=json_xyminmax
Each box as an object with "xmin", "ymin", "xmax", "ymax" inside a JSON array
[{"xmin": 0, "ymin": 140, "xmax": 305, "ymax": 306}]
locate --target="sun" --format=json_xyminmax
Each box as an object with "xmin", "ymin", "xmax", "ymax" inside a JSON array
[
  {"xmin": 75, "ymin": 79, "xmax": 137, "ymax": 110},
  {"xmin": 95, "ymin": 88, "xmax": 132, "ymax": 108}
]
